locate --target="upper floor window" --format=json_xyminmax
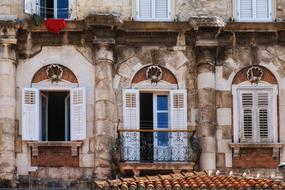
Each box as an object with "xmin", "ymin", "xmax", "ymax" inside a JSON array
[
  {"xmin": 25, "ymin": 0, "xmax": 71, "ymax": 19},
  {"xmin": 232, "ymin": 66, "xmax": 278, "ymax": 144},
  {"xmin": 135, "ymin": 0, "xmax": 171, "ymax": 21},
  {"xmin": 237, "ymin": 0, "xmax": 272, "ymax": 22}
]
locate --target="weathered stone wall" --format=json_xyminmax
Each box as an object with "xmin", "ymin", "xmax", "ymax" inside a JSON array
[{"xmin": 1, "ymin": 0, "xmax": 285, "ymax": 21}]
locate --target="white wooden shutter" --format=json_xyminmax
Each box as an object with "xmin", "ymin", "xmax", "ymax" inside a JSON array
[
  {"xmin": 256, "ymin": 0, "xmax": 271, "ymax": 20},
  {"xmin": 170, "ymin": 89, "xmax": 187, "ymax": 161},
  {"xmin": 137, "ymin": 0, "xmax": 152, "ymax": 19},
  {"xmin": 22, "ymin": 88, "xmax": 40, "ymax": 141},
  {"xmin": 257, "ymin": 92, "xmax": 270, "ymax": 142},
  {"xmin": 241, "ymin": 92, "xmax": 254, "ymax": 142},
  {"xmin": 70, "ymin": 87, "xmax": 86, "ymax": 141},
  {"xmin": 239, "ymin": 0, "xmax": 253, "ymax": 20},
  {"xmin": 155, "ymin": 0, "xmax": 169, "ymax": 19},
  {"xmin": 24, "ymin": 0, "xmax": 38, "ymax": 14},
  {"xmin": 122, "ymin": 89, "xmax": 140, "ymax": 161}
]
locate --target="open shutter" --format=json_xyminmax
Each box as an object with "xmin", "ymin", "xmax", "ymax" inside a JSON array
[
  {"xmin": 70, "ymin": 87, "xmax": 86, "ymax": 141},
  {"xmin": 257, "ymin": 92, "xmax": 270, "ymax": 142},
  {"xmin": 24, "ymin": 0, "xmax": 38, "ymax": 15},
  {"xmin": 137, "ymin": 0, "xmax": 152, "ymax": 19},
  {"xmin": 170, "ymin": 89, "xmax": 187, "ymax": 161},
  {"xmin": 239, "ymin": 0, "xmax": 253, "ymax": 20},
  {"xmin": 122, "ymin": 89, "xmax": 140, "ymax": 161},
  {"xmin": 155, "ymin": 0, "xmax": 169, "ymax": 19},
  {"xmin": 241, "ymin": 92, "xmax": 254, "ymax": 142},
  {"xmin": 22, "ymin": 88, "xmax": 40, "ymax": 141},
  {"xmin": 256, "ymin": 0, "xmax": 271, "ymax": 20}
]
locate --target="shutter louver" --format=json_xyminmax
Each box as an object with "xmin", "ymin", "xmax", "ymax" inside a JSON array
[
  {"xmin": 70, "ymin": 88, "xmax": 86, "ymax": 141},
  {"xmin": 258, "ymin": 92, "xmax": 269, "ymax": 141},
  {"xmin": 139, "ymin": 0, "xmax": 152, "ymax": 19},
  {"xmin": 22, "ymin": 88, "xmax": 40, "ymax": 141},
  {"xmin": 256, "ymin": 0, "xmax": 269, "ymax": 19},
  {"xmin": 24, "ymin": 0, "xmax": 37, "ymax": 15},
  {"xmin": 170, "ymin": 90, "xmax": 187, "ymax": 161},
  {"xmin": 241, "ymin": 93, "xmax": 253, "ymax": 141},
  {"xmin": 155, "ymin": 0, "xmax": 168, "ymax": 19},
  {"xmin": 239, "ymin": 0, "xmax": 253, "ymax": 19},
  {"xmin": 123, "ymin": 89, "xmax": 140, "ymax": 161}
]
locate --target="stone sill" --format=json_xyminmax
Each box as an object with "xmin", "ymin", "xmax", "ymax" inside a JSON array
[
  {"xmin": 229, "ymin": 143, "xmax": 284, "ymax": 158},
  {"xmin": 27, "ymin": 141, "xmax": 83, "ymax": 157}
]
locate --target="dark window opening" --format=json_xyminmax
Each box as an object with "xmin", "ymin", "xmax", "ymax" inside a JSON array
[
  {"xmin": 41, "ymin": 91, "xmax": 70, "ymax": 141},
  {"xmin": 40, "ymin": 0, "xmax": 69, "ymax": 19},
  {"xmin": 140, "ymin": 93, "xmax": 153, "ymax": 161}
]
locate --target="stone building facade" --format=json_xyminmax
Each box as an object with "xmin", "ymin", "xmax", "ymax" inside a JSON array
[{"xmin": 0, "ymin": 0, "xmax": 285, "ymax": 186}]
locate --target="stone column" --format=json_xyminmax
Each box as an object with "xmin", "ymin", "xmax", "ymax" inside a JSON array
[
  {"xmin": 0, "ymin": 22, "xmax": 19, "ymax": 181},
  {"xmin": 93, "ymin": 39, "xmax": 115, "ymax": 179},
  {"xmin": 197, "ymin": 47, "xmax": 217, "ymax": 171}
]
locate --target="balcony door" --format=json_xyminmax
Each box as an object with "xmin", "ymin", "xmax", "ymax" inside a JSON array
[{"xmin": 140, "ymin": 93, "xmax": 170, "ymax": 162}]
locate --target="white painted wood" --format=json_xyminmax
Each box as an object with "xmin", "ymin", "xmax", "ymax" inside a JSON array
[
  {"xmin": 122, "ymin": 89, "xmax": 140, "ymax": 161},
  {"xmin": 136, "ymin": 0, "xmax": 171, "ymax": 21},
  {"xmin": 70, "ymin": 87, "xmax": 86, "ymax": 141},
  {"xmin": 24, "ymin": 0, "xmax": 37, "ymax": 14},
  {"xmin": 237, "ymin": 0, "xmax": 272, "ymax": 21},
  {"xmin": 22, "ymin": 88, "xmax": 40, "ymax": 141}
]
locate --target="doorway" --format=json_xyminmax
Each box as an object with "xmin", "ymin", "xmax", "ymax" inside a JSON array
[
  {"xmin": 41, "ymin": 91, "xmax": 70, "ymax": 141},
  {"xmin": 139, "ymin": 92, "xmax": 170, "ymax": 161}
]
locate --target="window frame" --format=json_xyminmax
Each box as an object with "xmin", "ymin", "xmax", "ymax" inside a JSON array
[
  {"xmin": 236, "ymin": 0, "xmax": 273, "ymax": 22},
  {"xmin": 232, "ymin": 81, "xmax": 278, "ymax": 144},
  {"xmin": 135, "ymin": 0, "xmax": 172, "ymax": 21}
]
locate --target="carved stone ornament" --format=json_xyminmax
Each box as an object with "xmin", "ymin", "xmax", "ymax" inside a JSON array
[
  {"xmin": 246, "ymin": 66, "xmax": 263, "ymax": 84},
  {"xmin": 146, "ymin": 66, "xmax": 163, "ymax": 85},
  {"xmin": 46, "ymin": 64, "xmax": 63, "ymax": 83}
]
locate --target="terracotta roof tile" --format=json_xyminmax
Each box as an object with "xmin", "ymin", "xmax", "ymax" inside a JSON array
[{"xmin": 95, "ymin": 172, "xmax": 285, "ymax": 189}]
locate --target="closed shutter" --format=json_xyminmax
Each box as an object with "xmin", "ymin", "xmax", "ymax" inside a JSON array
[
  {"xmin": 241, "ymin": 92, "xmax": 254, "ymax": 142},
  {"xmin": 70, "ymin": 87, "xmax": 86, "ymax": 141},
  {"xmin": 122, "ymin": 89, "xmax": 140, "ymax": 161},
  {"xmin": 137, "ymin": 0, "xmax": 152, "ymax": 19},
  {"xmin": 257, "ymin": 92, "xmax": 270, "ymax": 142},
  {"xmin": 24, "ymin": 0, "xmax": 38, "ymax": 14},
  {"xmin": 256, "ymin": 0, "xmax": 270, "ymax": 20},
  {"xmin": 22, "ymin": 88, "xmax": 40, "ymax": 141},
  {"xmin": 239, "ymin": 0, "xmax": 253, "ymax": 20},
  {"xmin": 155, "ymin": 0, "xmax": 169, "ymax": 19},
  {"xmin": 170, "ymin": 89, "xmax": 187, "ymax": 161}
]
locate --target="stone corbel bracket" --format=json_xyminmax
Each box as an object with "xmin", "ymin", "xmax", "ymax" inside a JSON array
[
  {"xmin": 27, "ymin": 141, "xmax": 83, "ymax": 157},
  {"xmin": 0, "ymin": 21, "xmax": 20, "ymax": 41},
  {"xmin": 229, "ymin": 143, "xmax": 284, "ymax": 158}
]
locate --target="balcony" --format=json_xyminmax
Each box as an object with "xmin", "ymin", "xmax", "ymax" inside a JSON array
[{"xmin": 117, "ymin": 129, "xmax": 196, "ymax": 176}]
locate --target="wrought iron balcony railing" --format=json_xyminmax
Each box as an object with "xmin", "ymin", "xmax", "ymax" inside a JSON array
[{"xmin": 117, "ymin": 129, "xmax": 198, "ymax": 163}]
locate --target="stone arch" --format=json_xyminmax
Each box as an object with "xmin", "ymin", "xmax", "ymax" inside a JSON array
[
  {"xmin": 131, "ymin": 65, "xmax": 178, "ymax": 85},
  {"xmin": 31, "ymin": 64, "xmax": 78, "ymax": 84},
  {"xmin": 232, "ymin": 65, "xmax": 278, "ymax": 85}
]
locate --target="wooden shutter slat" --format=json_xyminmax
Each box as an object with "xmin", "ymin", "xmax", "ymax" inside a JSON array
[
  {"xmin": 241, "ymin": 92, "xmax": 253, "ymax": 141},
  {"xmin": 22, "ymin": 88, "xmax": 40, "ymax": 141},
  {"xmin": 155, "ymin": 0, "xmax": 168, "ymax": 19},
  {"xmin": 139, "ymin": 0, "xmax": 152, "ymax": 19},
  {"xmin": 170, "ymin": 89, "xmax": 187, "ymax": 161},
  {"xmin": 70, "ymin": 87, "xmax": 86, "ymax": 141},
  {"xmin": 239, "ymin": 0, "xmax": 253, "ymax": 19},
  {"xmin": 123, "ymin": 89, "xmax": 140, "ymax": 161},
  {"xmin": 257, "ymin": 92, "xmax": 270, "ymax": 141},
  {"xmin": 256, "ymin": 0, "xmax": 269, "ymax": 19}
]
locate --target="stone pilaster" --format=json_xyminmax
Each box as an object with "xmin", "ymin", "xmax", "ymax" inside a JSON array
[
  {"xmin": 93, "ymin": 39, "xmax": 116, "ymax": 179},
  {"xmin": 0, "ymin": 22, "xmax": 19, "ymax": 181},
  {"xmin": 196, "ymin": 47, "xmax": 217, "ymax": 171}
]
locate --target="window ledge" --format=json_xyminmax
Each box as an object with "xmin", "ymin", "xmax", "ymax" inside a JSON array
[
  {"xmin": 229, "ymin": 143, "xmax": 284, "ymax": 158},
  {"xmin": 27, "ymin": 141, "xmax": 83, "ymax": 157}
]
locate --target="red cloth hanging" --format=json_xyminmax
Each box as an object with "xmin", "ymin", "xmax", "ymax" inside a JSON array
[{"xmin": 45, "ymin": 19, "xmax": 67, "ymax": 34}]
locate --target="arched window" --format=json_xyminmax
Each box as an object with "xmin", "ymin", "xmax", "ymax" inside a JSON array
[{"xmin": 232, "ymin": 66, "xmax": 278, "ymax": 143}]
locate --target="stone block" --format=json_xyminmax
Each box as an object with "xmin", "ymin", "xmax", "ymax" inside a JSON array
[
  {"xmin": 216, "ymin": 153, "xmax": 225, "ymax": 168},
  {"xmin": 197, "ymin": 72, "xmax": 215, "ymax": 89},
  {"xmin": 222, "ymin": 125, "xmax": 232, "ymax": 139},
  {"xmin": 216, "ymin": 91, "xmax": 232, "ymax": 108},
  {"xmin": 217, "ymin": 108, "xmax": 231, "ymax": 126}
]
